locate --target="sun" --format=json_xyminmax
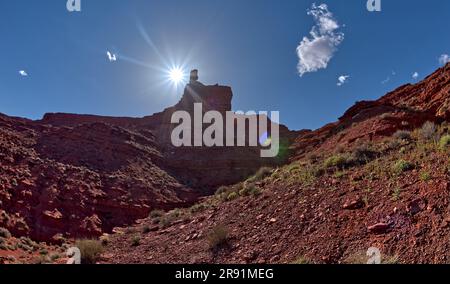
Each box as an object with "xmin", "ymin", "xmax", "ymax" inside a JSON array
[{"xmin": 168, "ymin": 67, "xmax": 185, "ymax": 85}]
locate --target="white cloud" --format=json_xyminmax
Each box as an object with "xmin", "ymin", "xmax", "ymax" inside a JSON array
[
  {"xmin": 381, "ymin": 70, "xmax": 396, "ymax": 85},
  {"xmin": 296, "ymin": 3, "xmax": 344, "ymax": 76},
  {"xmin": 412, "ymin": 72, "xmax": 419, "ymax": 80},
  {"xmin": 107, "ymin": 51, "xmax": 117, "ymax": 62},
  {"xmin": 19, "ymin": 70, "xmax": 28, "ymax": 77},
  {"xmin": 337, "ymin": 75, "xmax": 349, "ymax": 86},
  {"xmin": 439, "ymin": 54, "xmax": 450, "ymax": 65}
]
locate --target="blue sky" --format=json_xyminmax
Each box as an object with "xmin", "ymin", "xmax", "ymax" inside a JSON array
[{"xmin": 0, "ymin": 0, "xmax": 449, "ymax": 130}]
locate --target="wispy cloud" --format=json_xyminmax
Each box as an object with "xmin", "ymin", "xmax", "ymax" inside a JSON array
[
  {"xmin": 439, "ymin": 54, "xmax": 450, "ymax": 65},
  {"xmin": 412, "ymin": 72, "xmax": 419, "ymax": 80},
  {"xmin": 337, "ymin": 75, "xmax": 349, "ymax": 86},
  {"xmin": 19, "ymin": 70, "xmax": 28, "ymax": 77},
  {"xmin": 296, "ymin": 3, "xmax": 344, "ymax": 76},
  {"xmin": 381, "ymin": 70, "xmax": 396, "ymax": 85},
  {"xmin": 107, "ymin": 51, "xmax": 117, "ymax": 62}
]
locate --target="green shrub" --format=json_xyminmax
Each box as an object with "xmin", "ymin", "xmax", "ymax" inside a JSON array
[
  {"xmin": 215, "ymin": 186, "xmax": 229, "ymax": 195},
  {"xmin": 75, "ymin": 239, "xmax": 104, "ymax": 264},
  {"xmin": 392, "ymin": 159, "xmax": 413, "ymax": 175},
  {"xmin": 207, "ymin": 225, "xmax": 228, "ymax": 250},
  {"xmin": 149, "ymin": 209, "xmax": 164, "ymax": 219},
  {"xmin": 50, "ymin": 254, "xmax": 61, "ymax": 261},
  {"xmin": 239, "ymin": 183, "xmax": 261, "ymax": 197},
  {"xmin": 247, "ymin": 167, "xmax": 272, "ymax": 183},
  {"xmin": 324, "ymin": 155, "xmax": 348, "ymax": 170},
  {"xmin": 39, "ymin": 249, "xmax": 48, "ymax": 255},
  {"xmin": 131, "ymin": 236, "xmax": 140, "ymax": 247},
  {"xmin": 0, "ymin": 227, "xmax": 11, "ymax": 238},
  {"xmin": 292, "ymin": 256, "xmax": 312, "ymax": 264},
  {"xmin": 226, "ymin": 192, "xmax": 239, "ymax": 201},
  {"xmin": 190, "ymin": 203, "xmax": 208, "ymax": 214},
  {"xmin": 392, "ymin": 187, "xmax": 401, "ymax": 201},
  {"xmin": 419, "ymin": 171, "xmax": 431, "ymax": 182},
  {"xmin": 439, "ymin": 135, "xmax": 450, "ymax": 150}
]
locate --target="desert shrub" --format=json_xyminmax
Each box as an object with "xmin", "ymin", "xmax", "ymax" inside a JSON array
[
  {"xmin": 380, "ymin": 113, "xmax": 393, "ymax": 120},
  {"xmin": 31, "ymin": 255, "xmax": 51, "ymax": 264},
  {"xmin": 392, "ymin": 159, "xmax": 413, "ymax": 175},
  {"xmin": 420, "ymin": 171, "xmax": 431, "ymax": 182},
  {"xmin": 439, "ymin": 135, "xmax": 450, "ymax": 150},
  {"xmin": 226, "ymin": 192, "xmax": 238, "ymax": 201},
  {"xmin": 0, "ymin": 227, "xmax": 11, "ymax": 238},
  {"xmin": 392, "ymin": 187, "xmax": 401, "ymax": 201},
  {"xmin": 418, "ymin": 121, "xmax": 438, "ymax": 142},
  {"xmin": 207, "ymin": 225, "xmax": 228, "ymax": 250},
  {"xmin": 393, "ymin": 130, "xmax": 412, "ymax": 141},
  {"xmin": 351, "ymin": 144, "xmax": 377, "ymax": 165},
  {"xmin": 387, "ymin": 138, "xmax": 401, "ymax": 151},
  {"xmin": 215, "ymin": 186, "xmax": 229, "ymax": 195},
  {"xmin": 149, "ymin": 209, "xmax": 164, "ymax": 219},
  {"xmin": 247, "ymin": 167, "xmax": 272, "ymax": 183},
  {"xmin": 189, "ymin": 203, "xmax": 208, "ymax": 214},
  {"xmin": 142, "ymin": 226, "xmax": 151, "ymax": 234},
  {"xmin": 324, "ymin": 155, "xmax": 349, "ymax": 170},
  {"xmin": 292, "ymin": 256, "xmax": 312, "ymax": 264},
  {"xmin": 239, "ymin": 183, "xmax": 261, "ymax": 197},
  {"xmin": 158, "ymin": 215, "xmax": 173, "ymax": 228},
  {"xmin": 0, "ymin": 237, "xmax": 5, "ymax": 245},
  {"xmin": 50, "ymin": 254, "xmax": 61, "ymax": 261},
  {"xmin": 39, "ymin": 249, "xmax": 48, "ymax": 255},
  {"xmin": 75, "ymin": 239, "xmax": 104, "ymax": 264},
  {"xmin": 131, "ymin": 236, "xmax": 140, "ymax": 247}
]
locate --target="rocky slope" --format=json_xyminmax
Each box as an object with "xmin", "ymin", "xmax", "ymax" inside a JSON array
[
  {"xmin": 0, "ymin": 78, "xmax": 295, "ymax": 245},
  {"xmin": 1, "ymin": 64, "xmax": 450, "ymax": 264},
  {"xmin": 102, "ymin": 63, "xmax": 450, "ymax": 264}
]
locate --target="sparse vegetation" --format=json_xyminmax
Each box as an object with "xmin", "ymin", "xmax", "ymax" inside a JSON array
[
  {"xmin": 439, "ymin": 135, "xmax": 450, "ymax": 150},
  {"xmin": 75, "ymin": 239, "xmax": 104, "ymax": 264},
  {"xmin": 239, "ymin": 183, "xmax": 262, "ymax": 197},
  {"xmin": 418, "ymin": 121, "xmax": 438, "ymax": 142},
  {"xmin": 393, "ymin": 130, "xmax": 412, "ymax": 141},
  {"xmin": 392, "ymin": 159, "xmax": 413, "ymax": 175},
  {"xmin": 131, "ymin": 236, "xmax": 141, "ymax": 247},
  {"xmin": 292, "ymin": 256, "xmax": 312, "ymax": 264},
  {"xmin": 392, "ymin": 187, "xmax": 401, "ymax": 201},
  {"xmin": 0, "ymin": 227, "xmax": 11, "ymax": 238},
  {"xmin": 420, "ymin": 171, "xmax": 431, "ymax": 182},
  {"xmin": 142, "ymin": 225, "xmax": 151, "ymax": 234},
  {"xmin": 247, "ymin": 167, "xmax": 272, "ymax": 183},
  {"xmin": 324, "ymin": 154, "xmax": 349, "ymax": 170},
  {"xmin": 226, "ymin": 192, "xmax": 238, "ymax": 201},
  {"xmin": 189, "ymin": 203, "xmax": 208, "ymax": 214},
  {"xmin": 149, "ymin": 209, "xmax": 164, "ymax": 219},
  {"xmin": 207, "ymin": 225, "xmax": 229, "ymax": 250}
]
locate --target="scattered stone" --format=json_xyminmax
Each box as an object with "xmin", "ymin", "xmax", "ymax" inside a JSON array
[
  {"xmin": 342, "ymin": 197, "xmax": 364, "ymax": 210},
  {"xmin": 368, "ymin": 223, "xmax": 390, "ymax": 234}
]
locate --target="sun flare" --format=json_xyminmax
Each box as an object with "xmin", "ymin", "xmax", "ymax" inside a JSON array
[{"xmin": 168, "ymin": 67, "xmax": 185, "ymax": 85}]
